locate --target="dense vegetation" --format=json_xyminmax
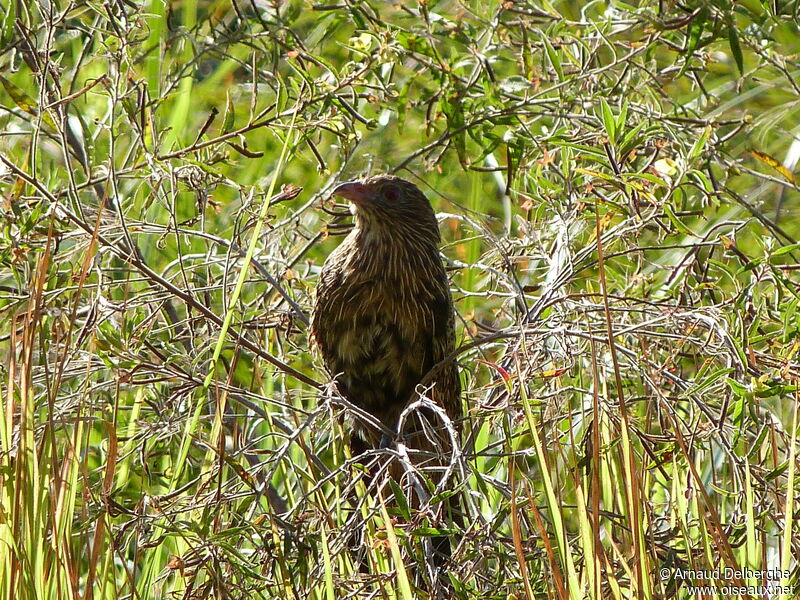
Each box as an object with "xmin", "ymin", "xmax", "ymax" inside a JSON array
[{"xmin": 1, "ymin": 0, "xmax": 799, "ymax": 598}]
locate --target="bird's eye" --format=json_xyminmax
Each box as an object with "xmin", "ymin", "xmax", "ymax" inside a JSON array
[{"xmin": 383, "ymin": 186, "xmax": 398, "ymax": 202}]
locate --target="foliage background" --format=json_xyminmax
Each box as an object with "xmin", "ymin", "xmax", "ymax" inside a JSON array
[{"xmin": 1, "ymin": 0, "xmax": 799, "ymax": 598}]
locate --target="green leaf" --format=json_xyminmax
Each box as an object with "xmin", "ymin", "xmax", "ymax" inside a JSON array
[
  {"xmin": 618, "ymin": 121, "xmax": 651, "ymax": 157},
  {"xmin": 687, "ymin": 367, "xmax": 735, "ymax": 396},
  {"xmin": 617, "ymin": 100, "xmax": 628, "ymax": 133},
  {"xmin": 772, "ymin": 243, "xmax": 800, "ymax": 257},
  {"xmin": 679, "ymin": 7, "xmax": 708, "ymax": 77},
  {"xmin": 726, "ymin": 377, "xmax": 750, "ymax": 396},
  {"xmin": 542, "ymin": 34, "xmax": 563, "ymax": 82},
  {"xmin": 389, "ymin": 479, "xmax": 411, "ymax": 520},
  {"xmin": 0, "ymin": 0, "xmax": 14, "ymax": 46},
  {"xmin": 0, "ymin": 75, "xmax": 57, "ymax": 130},
  {"xmin": 688, "ymin": 169, "xmax": 714, "ymax": 193},
  {"xmin": 662, "ymin": 204, "xmax": 697, "ymax": 236},
  {"xmin": 440, "ymin": 90, "xmax": 468, "ymax": 167},
  {"xmin": 411, "ymin": 527, "xmax": 456, "ymax": 536},
  {"xmin": 689, "ymin": 126, "xmax": 711, "ymax": 160},
  {"xmin": 599, "ymin": 97, "xmax": 616, "ymax": 143},
  {"xmin": 726, "ymin": 14, "xmax": 744, "ymax": 75}
]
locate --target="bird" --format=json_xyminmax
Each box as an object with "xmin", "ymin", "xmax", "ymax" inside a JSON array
[{"xmin": 310, "ymin": 174, "xmax": 462, "ymax": 562}]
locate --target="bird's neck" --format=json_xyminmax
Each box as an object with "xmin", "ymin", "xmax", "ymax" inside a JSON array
[
  {"xmin": 346, "ymin": 222, "xmax": 441, "ymax": 282},
  {"xmin": 352, "ymin": 219, "xmax": 439, "ymax": 251},
  {"xmin": 353, "ymin": 211, "xmax": 439, "ymax": 242}
]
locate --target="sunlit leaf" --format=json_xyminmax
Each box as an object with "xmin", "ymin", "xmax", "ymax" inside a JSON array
[{"xmin": 749, "ymin": 148, "xmax": 795, "ymax": 183}]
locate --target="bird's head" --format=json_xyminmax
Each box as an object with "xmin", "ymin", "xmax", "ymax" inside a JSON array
[{"xmin": 331, "ymin": 175, "xmax": 440, "ymax": 244}]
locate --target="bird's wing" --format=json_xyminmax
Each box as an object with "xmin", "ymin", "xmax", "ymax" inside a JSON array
[{"xmin": 427, "ymin": 282, "xmax": 462, "ymax": 423}]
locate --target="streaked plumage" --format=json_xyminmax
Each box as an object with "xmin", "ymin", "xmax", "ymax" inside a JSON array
[{"xmin": 310, "ymin": 175, "xmax": 461, "ymax": 456}]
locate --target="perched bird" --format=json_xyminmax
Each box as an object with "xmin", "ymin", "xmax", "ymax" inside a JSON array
[
  {"xmin": 311, "ymin": 175, "xmax": 463, "ymax": 582},
  {"xmin": 311, "ymin": 175, "xmax": 461, "ymax": 461}
]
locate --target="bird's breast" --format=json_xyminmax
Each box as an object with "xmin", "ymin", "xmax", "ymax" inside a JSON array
[
  {"xmin": 310, "ymin": 229, "xmax": 452, "ymax": 427},
  {"xmin": 315, "ymin": 268, "xmax": 435, "ymax": 405}
]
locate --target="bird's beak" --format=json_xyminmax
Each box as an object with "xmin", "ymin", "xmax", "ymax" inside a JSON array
[{"xmin": 331, "ymin": 181, "xmax": 371, "ymax": 205}]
